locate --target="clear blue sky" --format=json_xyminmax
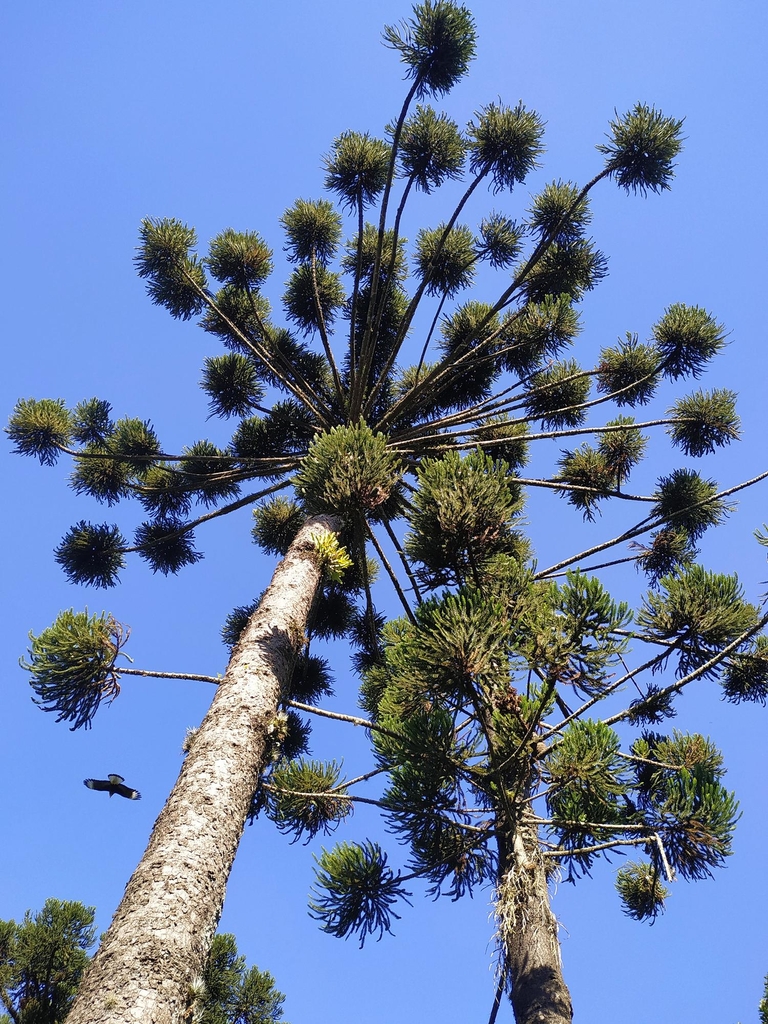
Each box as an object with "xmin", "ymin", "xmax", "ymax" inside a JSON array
[{"xmin": 2, "ymin": 2, "xmax": 767, "ymax": 1021}]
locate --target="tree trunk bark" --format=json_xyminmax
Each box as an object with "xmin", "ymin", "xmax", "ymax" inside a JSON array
[
  {"xmin": 66, "ymin": 515, "xmax": 337, "ymax": 1024},
  {"xmin": 496, "ymin": 820, "xmax": 573, "ymax": 1024}
]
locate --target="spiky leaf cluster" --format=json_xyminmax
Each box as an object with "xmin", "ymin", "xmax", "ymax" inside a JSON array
[
  {"xmin": 198, "ymin": 932, "xmax": 287, "ymax": 1024},
  {"xmin": 471, "ymin": 418, "xmax": 529, "ymax": 470},
  {"xmin": 71, "ymin": 417, "xmax": 161, "ymax": 502},
  {"xmin": 653, "ymin": 304, "xmax": 726, "ymax": 380},
  {"xmin": 528, "ymin": 181, "xmax": 592, "ymax": 243},
  {"xmin": 405, "ymin": 450, "xmax": 525, "ymax": 587},
  {"xmin": 652, "ymin": 468, "xmax": 729, "ymax": 542},
  {"xmin": 524, "ymin": 359, "xmax": 590, "ymax": 429},
  {"xmin": 221, "ymin": 598, "xmax": 261, "ymax": 650},
  {"xmin": 372, "ymin": 701, "xmax": 493, "ymax": 899},
  {"xmin": 599, "ymin": 417, "xmax": 647, "ymax": 484},
  {"xmin": 207, "ymin": 229, "xmax": 273, "ymax": 291},
  {"xmin": 296, "ymin": 423, "xmax": 403, "ymax": 523},
  {"xmin": 396, "ymin": 104, "xmax": 466, "ymax": 191},
  {"xmin": 559, "ymin": 418, "xmax": 647, "ymax": 518},
  {"xmin": 281, "ymin": 199, "xmax": 342, "ymax": 265},
  {"xmin": 616, "ymin": 862, "xmax": 668, "ymax": 921},
  {"xmin": 597, "ymin": 104, "xmax": 685, "ymax": 195},
  {"xmin": 557, "ymin": 444, "xmax": 616, "ymax": 520},
  {"xmin": 627, "ymin": 684, "xmax": 678, "ymax": 725},
  {"xmin": 201, "ymin": 354, "xmax": 266, "ymax": 419},
  {"xmin": 264, "ymin": 759, "xmax": 352, "ymax": 843},
  {"xmin": 324, "ymin": 132, "xmax": 391, "ymax": 212},
  {"xmin": 135, "ymin": 218, "xmax": 207, "ymax": 319},
  {"xmin": 549, "ymin": 573, "xmax": 631, "ymax": 696},
  {"xmin": 8, "ymin": 398, "xmax": 73, "ymax": 465},
  {"xmin": 433, "ymin": 301, "xmax": 501, "ymax": 409},
  {"xmin": 467, "ymin": 102, "xmax": 545, "ymax": 193},
  {"xmin": 0, "ymin": 899, "xmax": 97, "ymax": 1024},
  {"xmin": 637, "ymin": 567, "xmax": 759, "ymax": 679},
  {"xmin": 309, "ymin": 586, "xmax": 359, "ymax": 641},
  {"xmin": 139, "ymin": 470, "xmax": 192, "ymax": 521},
  {"xmin": 288, "ymin": 654, "xmax": 335, "ymax": 705},
  {"xmin": 476, "ymin": 212, "xmax": 523, "ymax": 269},
  {"xmin": 54, "ymin": 521, "xmax": 126, "ymax": 588},
  {"xmin": 21, "ymin": 609, "xmax": 128, "ymax": 730},
  {"xmin": 283, "ymin": 264, "xmax": 346, "ymax": 336},
  {"xmin": 414, "ymin": 224, "xmax": 476, "ymax": 297},
  {"xmin": 341, "ymin": 225, "xmax": 408, "ymax": 286},
  {"xmin": 179, "ymin": 441, "xmax": 241, "ymax": 506},
  {"xmin": 383, "ymin": 0, "xmax": 477, "ymax": 99},
  {"xmin": 72, "ymin": 398, "xmax": 114, "ymax": 446},
  {"xmin": 521, "ymin": 237, "xmax": 608, "ymax": 304},
  {"xmin": 230, "ymin": 403, "xmax": 316, "ymax": 472},
  {"xmin": 720, "ymin": 635, "xmax": 768, "ymax": 705},
  {"xmin": 310, "ymin": 530, "xmax": 354, "ymax": 584},
  {"xmin": 252, "ymin": 499, "xmax": 305, "ymax": 555},
  {"xmin": 630, "ymin": 731, "xmax": 738, "ymax": 881},
  {"xmin": 200, "ymin": 284, "xmax": 271, "ymax": 351},
  {"xmin": 501, "ymin": 295, "xmax": 581, "ymax": 374},
  {"xmin": 597, "ymin": 333, "xmax": 661, "ymax": 406},
  {"xmin": 309, "ymin": 841, "xmax": 411, "ymax": 946},
  {"xmin": 134, "ymin": 518, "xmax": 204, "ymax": 575},
  {"xmin": 667, "ymin": 389, "xmax": 739, "ymax": 456},
  {"xmin": 546, "ymin": 720, "xmax": 632, "ymax": 875}
]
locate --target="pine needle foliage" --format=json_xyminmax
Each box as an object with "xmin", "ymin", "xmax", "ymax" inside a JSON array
[
  {"xmin": 8, "ymin": 398, "xmax": 73, "ymax": 465},
  {"xmin": 597, "ymin": 103, "xmax": 685, "ymax": 195},
  {"xmin": 295, "ymin": 423, "xmax": 403, "ymax": 523},
  {"xmin": 54, "ymin": 522, "xmax": 126, "ymax": 588},
  {"xmin": 615, "ymin": 862, "xmax": 668, "ymax": 921},
  {"xmin": 667, "ymin": 389, "xmax": 740, "ymax": 456},
  {"xmin": 201, "ymin": 354, "xmax": 266, "ymax": 419},
  {"xmin": 383, "ymin": 1, "xmax": 477, "ymax": 99},
  {"xmin": 309, "ymin": 841, "xmax": 412, "ymax": 946},
  {"xmin": 198, "ymin": 932, "xmax": 288, "ymax": 1024},
  {"xmin": 21, "ymin": 610, "xmax": 128, "ymax": 730},
  {"xmin": 596, "ymin": 333, "xmax": 661, "ymax": 406},
  {"xmin": 636, "ymin": 567, "xmax": 759, "ymax": 679},
  {"xmin": 0, "ymin": 899, "xmax": 97, "ymax": 1024},
  {"xmin": 264, "ymin": 760, "xmax": 352, "ymax": 843},
  {"xmin": 396, "ymin": 105, "xmax": 466, "ymax": 192}
]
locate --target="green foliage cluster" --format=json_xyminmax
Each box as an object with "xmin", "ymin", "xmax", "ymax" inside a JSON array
[
  {"xmin": 309, "ymin": 841, "xmax": 411, "ymax": 946},
  {"xmin": 21, "ymin": 610, "xmax": 128, "ymax": 730},
  {"xmin": 197, "ymin": 933, "xmax": 287, "ymax": 1024},
  {"xmin": 263, "ymin": 760, "xmax": 352, "ymax": 843},
  {"xmin": 304, "ymin": 474, "xmax": 761, "ymax": 939},
  {"xmin": 295, "ymin": 423, "xmax": 403, "ymax": 523},
  {"xmin": 0, "ymin": 899, "xmax": 96, "ymax": 1024},
  {"xmin": 0, "ymin": 901, "xmax": 286, "ymax": 1024}
]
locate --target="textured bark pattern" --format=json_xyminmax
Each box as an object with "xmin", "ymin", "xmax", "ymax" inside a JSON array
[
  {"xmin": 66, "ymin": 516, "xmax": 336, "ymax": 1024},
  {"xmin": 498, "ymin": 823, "xmax": 573, "ymax": 1024}
]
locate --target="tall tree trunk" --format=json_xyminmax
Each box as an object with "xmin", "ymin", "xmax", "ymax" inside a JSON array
[
  {"xmin": 496, "ymin": 820, "xmax": 573, "ymax": 1024},
  {"xmin": 66, "ymin": 515, "xmax": 337, "ymax": 1024}
]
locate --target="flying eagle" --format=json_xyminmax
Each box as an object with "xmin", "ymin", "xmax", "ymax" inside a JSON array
[{"xmin": 84, "ymin": 774, "xmax": 141, "ymax": 800}]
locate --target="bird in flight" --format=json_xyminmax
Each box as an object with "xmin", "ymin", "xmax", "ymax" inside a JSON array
[{"xmin": 83, "ymin": 774, "xmax": 141, "ymax": 800}]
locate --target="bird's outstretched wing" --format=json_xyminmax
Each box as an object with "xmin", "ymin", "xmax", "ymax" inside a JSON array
[
  {"xmin": 113, "ymin": 782, "xmax": 141, "ymax": 800},
  {"xmin": 84, "ymin": 778, "xmax": 111, "ymax": 792}
]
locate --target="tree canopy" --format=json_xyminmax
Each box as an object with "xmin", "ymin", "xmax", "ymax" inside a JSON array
[
  {"xmin": 0, "ymin": 901, "xmax": 286, "ymax": 1024},
  {"xmin": 5, "ymin": 1, "xmax": 768, "ymax": 1021}
]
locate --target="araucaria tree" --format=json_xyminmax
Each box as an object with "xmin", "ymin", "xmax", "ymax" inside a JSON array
[
  {"xmin": 0, "ymin": 899, "xmax": 96, "ymax": 1024},
  {"xmin": 0, "ymin": 901, "xmax": 287, "ymax": 1024},
  {"xmin": 9, "ymin": 3, "xmax": 768, "ymax": 1022}
]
